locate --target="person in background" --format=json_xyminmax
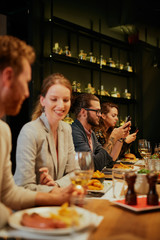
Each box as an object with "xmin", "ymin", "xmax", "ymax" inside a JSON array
[
  {"xmin": 0, "ymin": 35, "xmax": 74, "ymax": 229},
  {"xmin": 14, "ymin": 73, "xmax": 77, "ymax": 191},
  {"xmin": 93, "ymin": 102, "xmax": 137, "ymax": 161},
  {"xmin": 71, "ymin": 93, "xmax": 115, "ymax": 171}
]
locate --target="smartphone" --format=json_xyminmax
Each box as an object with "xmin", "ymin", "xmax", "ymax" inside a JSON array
[
  {"xmin": 125, "ymin": 115, "xmax": 131, "ymax": 123},
  {"xmin": 135, "ymin": 128, "xmax": 139, "ymax": 133}
]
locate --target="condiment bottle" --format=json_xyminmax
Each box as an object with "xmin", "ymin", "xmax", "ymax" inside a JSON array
[
  {"xmin": 125, "ymin": 172, "xmax": 137, "ymax": 205},
  {"xmin": 147, "ymin": 173, "xmax": 159, "ymax": 205}
]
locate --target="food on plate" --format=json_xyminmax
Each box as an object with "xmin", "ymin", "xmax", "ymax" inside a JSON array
[
  {"xmin": 21, "ymin": 203, "xmax": 80, "ymax": 229},
  {"xmin": 113, "ymin": 162, "xmax": 133, "ymax": 169},
  {"xmin": 21, "ymin": 212, "xmax": 66, "ymax": 229},
  {"xmin": 92, "ymin": 170, "xmax": 105, "ymax": 178},
  {"xmin": 123, "ymin": 153, "xmax": 137, "ymax": 161},
  {"xmin": 87, "ymin": 179, "xmax": 104, "ymax": 190},
  {"xmin": 137, "ymin": 169, "xmax": 150, "ymax": 174},
  {"xmin": 151, "ymin": 153, "xmax": 159, "ymax": 159}
]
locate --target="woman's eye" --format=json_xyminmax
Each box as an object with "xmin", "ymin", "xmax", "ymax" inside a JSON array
[{"xmin": 63, "ymin": 99, "xmax": 70, "ymax": 102}]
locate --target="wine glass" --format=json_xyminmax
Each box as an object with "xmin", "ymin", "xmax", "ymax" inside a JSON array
[
  {"xmin": 138, "ymin": 139, "xmax": 152, "ymax": 169},
  {"xmin": 138, "ymin": 139, "xmax": 152, "ymax": 159},
  {"xmin": 70, "ymin": 152, "xmax": 94, "ymax": 206}
]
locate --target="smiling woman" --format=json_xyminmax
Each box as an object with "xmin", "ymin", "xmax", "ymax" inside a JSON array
[{"xmin": 14, "ymin": 73, "xmax": 77, "ymax": 192}]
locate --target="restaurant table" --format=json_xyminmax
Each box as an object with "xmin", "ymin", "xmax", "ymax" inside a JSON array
[
  {"xmin": 1, "ymin": 168, "xmax": 160, "ymax": 240},
  {"xmin": 85, "ymin": 184, "xmax": 160, "ymax": 240}
]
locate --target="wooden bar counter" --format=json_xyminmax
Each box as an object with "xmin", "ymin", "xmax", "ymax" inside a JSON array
[{"xmin": 85, "ymin": 184, "xmax": 160, "ymax": 240}]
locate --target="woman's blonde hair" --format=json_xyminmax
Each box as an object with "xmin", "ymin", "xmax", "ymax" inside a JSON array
[{"xmin": 32, "ymin": 73, "xmax": 72, "ymax": 120}]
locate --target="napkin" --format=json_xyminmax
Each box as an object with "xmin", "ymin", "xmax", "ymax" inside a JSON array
[{"xmin": 0, "ymin": 211, "xmax": 103, "ymax": 240}]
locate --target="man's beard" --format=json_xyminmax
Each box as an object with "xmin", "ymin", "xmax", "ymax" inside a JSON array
[{"xmin": 87, "ymin": 112, "xmax": 99, "ymax": 127}]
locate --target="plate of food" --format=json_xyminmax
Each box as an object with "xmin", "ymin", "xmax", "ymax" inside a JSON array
[
  {"xmin": 112, "ymin": 162, "xmax": 140, "ymax": 172},
  {"xmin": 118, "ymin": 153, "xmax": 138, "ymax": 164},
  {"xmin": 8, "ymin": 203, "xmax": 91, "ymax": 235},
  {"xmin": 113, "ymin": 196, "xmax": 160, "ymax": 212},
  {"xmin": 87, "ymin": 179, "xmax": 112, "ymax": 193}
]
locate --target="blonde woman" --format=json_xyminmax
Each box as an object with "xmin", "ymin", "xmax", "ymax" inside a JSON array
[{"xmin": 14, "ymin": 73, "xmax": 76, "ymax": 192}]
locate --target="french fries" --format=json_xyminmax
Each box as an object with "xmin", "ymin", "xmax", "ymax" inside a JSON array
[
  {"xmin": 50, "ymin": 202, "xmax": 80, "ymax": 227},
  {"xmin": 92, "ymin": 170, "xmax": 105, "ymax": 178},
  {"xmin": 87, "ymin": 179, "xmax": 104, "ymax": 190}
]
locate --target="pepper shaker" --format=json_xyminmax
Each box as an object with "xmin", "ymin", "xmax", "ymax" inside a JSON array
[
  {"xmin": 147, "ymin": 173, "xmax": 159, "ymax": 205},
  {"xmin": 125, "ymin": 172, "xmax": 137, "ymax": 205}
]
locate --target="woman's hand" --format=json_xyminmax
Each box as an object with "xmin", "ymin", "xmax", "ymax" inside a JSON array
[
  {"xmin": 39, "ymin": 167, "xmax": 58, "ymax": 186},
  {"xmin": 125, "ymin": 132, "xmax": 137, "ymax": 144},
  {"xmin": 111, "ymin": 121, "xmax": 131, "ymax": 141}
]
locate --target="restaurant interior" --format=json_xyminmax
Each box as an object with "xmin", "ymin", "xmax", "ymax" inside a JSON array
[
  {"xmin": 1, "ymin": 0, "xmax": 160, "ymax": 173},
  {"xmin": 1, "ymin": 1, "xmax": 160, "ymax": 240}
]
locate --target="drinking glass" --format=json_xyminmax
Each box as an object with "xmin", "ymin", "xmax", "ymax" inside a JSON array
[
  {"xmin": 70, "ymin": 152, "xmax": 94, "ymax": 206},
  {"xmin": 138, "ymin": 139, "xmax": 152, "ymax": 159},
  {"xmin": 112, "ymin": 169, "xmax": 125, "ymax": 199}
]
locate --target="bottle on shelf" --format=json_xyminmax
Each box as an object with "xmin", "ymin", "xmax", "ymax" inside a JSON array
[
  {"xmin": 115, "ymin": 60, "xmax": 124, "ymax": 70},
  {"xmin": 78, "ymin": 50, "xmax": 87, "ymax": 60},
  {"xmin": 76, "ymin": 82, "xmax": 81, "ymax": 93},
  {"xmin": 63, "ymin": 46, "xmax": 71, "ymax": 57},
  {"xmin": 86, "ymin": 52, "xmax": 96, "ymax": 63},
  {"xmin": 124, "ymin": 62, "xmax": 133, "ymax": 72},
  {"xmin": 122, "ymin": 89, "xmax": 131, "ymax": 99},
  {"xmin": 110, "ymin": 87, "xmax": 120, "ymax": 98},
  {"xmin": 52, "ymin": 42, "xmax": 62, "ymax": 55},
  {"xmin": 63, "ymin": 114, "xmax": 74, "ymax": 125},
  {"xmin": 106, "ymin": 57, "xmax": 116, "ymax": 68},
  {"xmin": 72, "ymin": 81, "xmax": 77, "ymax": 92},
  {"xmin": 85, "ymin": 83, "xmax": 96, "ymax": 94}
]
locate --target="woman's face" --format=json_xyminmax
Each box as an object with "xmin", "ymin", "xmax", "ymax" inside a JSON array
[
  {"xmin": 102, "ymin": 107, "xmax": 118, "ymax": 128},
  {"xmin": 40, "ymin": 83, "xmax": 71, "ymax": 122}
]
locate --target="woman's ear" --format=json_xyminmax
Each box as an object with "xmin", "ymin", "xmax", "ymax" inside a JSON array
[
  {"xmin": 40, "ymin": 95, "xmax": 45, "ymax": 107},
  {"xmin": 101, "ymin": 113, "xmax": 106, "ymax": 120}
]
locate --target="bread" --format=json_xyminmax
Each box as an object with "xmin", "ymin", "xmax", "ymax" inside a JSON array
[{"xmin": 124, "ymin": 153, "xmax": 136, "ymax": 160}]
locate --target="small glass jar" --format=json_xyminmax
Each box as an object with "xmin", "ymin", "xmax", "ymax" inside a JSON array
[
  {"xmin": 78, "ymin": 50, "xmax": 87, "ymax": 60},
  {"xmin": 63, "ymin": 46, "xmax": 71, "ymax": 57},
  {"xmin": 122, "ymin": 89, "xmax": 131, "ymax": 99},
  {"xmin": 111, "ymin": 87, "xmax": 120, "ymax": 98},
  {"xmin": 53, "ymin": 42, "xmax": 62, "ymax": 54},
  {"xmin": 124, "ymin": 62, "xmax": 133, "ymax": 72},
  {"xmin": 72, "ymin": 81, "xmax": 77, "ymax": 92},
  {"xmin": 107, "ymin": 58, "xmax": 115, "ymax": 68}
]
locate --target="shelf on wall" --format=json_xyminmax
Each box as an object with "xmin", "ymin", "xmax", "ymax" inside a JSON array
[
  {"xmin": 45, "ymin": 54, "xmax": 135, "ymax": 77},
  {"xmin": 72, "ymin": 92, "xmax": 136, "ymax": 105}
]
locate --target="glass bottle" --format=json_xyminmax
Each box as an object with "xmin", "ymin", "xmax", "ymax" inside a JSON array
[
  {"xmin": 111, "ymin": 87, "xmax": 120, "ymax": 98},
  {"xmin": 53, "ymin": 42, "xmax": 62, "ymax": 54},
  {"xmin": 64, "ymin": 46, "xmax": 71, "ymax": 56},
  {"xmin": 122, "ymin": 89, "xmax": 131, "ymax": 99},
  {"xmin": 72, "ymin": 81, "xmax": 77, "ymax": 92}
]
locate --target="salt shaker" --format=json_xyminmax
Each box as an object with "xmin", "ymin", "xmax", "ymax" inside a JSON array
[
  {"xmin": 147, "ymin": 173, "xmax": 159, "ymax": 205},
  {"xmin": 125, "ymin": 172, "xmax": 137, "ymax": 205}
]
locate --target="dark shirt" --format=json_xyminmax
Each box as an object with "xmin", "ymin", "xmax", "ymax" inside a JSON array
[{"xmin": 71, "ymin": 119, "xmax": 113, "ymax": 171}]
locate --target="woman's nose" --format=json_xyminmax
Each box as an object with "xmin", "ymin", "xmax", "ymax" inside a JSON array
[{"xmin": 57, "ymin": 99, "xmax": 64, "ymax": 108}]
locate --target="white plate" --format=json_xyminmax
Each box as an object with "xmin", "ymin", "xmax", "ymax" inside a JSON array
[
  {"xmin": 112, "ymin": 166, "xmax": 140, "ymax": 172},
  {"xmin": 8, "ymin": 206, "xmax": 91, "ymax": 235},
  {"xmin": 117, "ymin": 158, "xmax": 139, "ymax": 164},
  {"xmin": 87, "ymin": 181, "xmax": 112, "ymax": 193}
]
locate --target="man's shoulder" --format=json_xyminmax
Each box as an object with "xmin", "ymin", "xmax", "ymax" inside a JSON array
[
  {"xmin": 0, "ymin": 119, "xmax": 11, "ymax": 141},
  {"xmin": 0, "ymin": 119, "xmax": 10, "ymax": 134}
]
